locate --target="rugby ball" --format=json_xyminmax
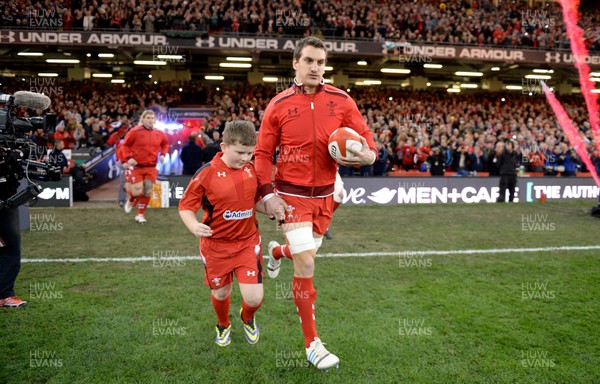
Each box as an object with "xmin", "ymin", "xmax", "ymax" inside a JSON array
[{"xmin": 328, "ymin": 128, "xmax": 362, "ymax": 162}]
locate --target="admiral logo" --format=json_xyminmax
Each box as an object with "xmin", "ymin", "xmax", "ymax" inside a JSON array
[{"xmin": 223, "ymin": 209, "xmax": 253, "ymax": 220}]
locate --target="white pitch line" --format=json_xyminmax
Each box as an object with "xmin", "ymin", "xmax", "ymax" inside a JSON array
[{"xmin": 21, "ymin": 245, "xmax": 600, "ymax": 263}]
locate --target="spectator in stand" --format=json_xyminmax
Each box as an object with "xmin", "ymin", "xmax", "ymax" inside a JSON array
[
  {"xmin": 497, "ymin": 140, "xmax": 520, "ymax": 203},
  {"xmin": 144, "ymin": 9, "xmax": 155, "ymax": 33},
  {"xmin": 49, "ymin": 140, "xmax": 69, "ymax": 173},
  {"xmin": 401, "ymin": 137, "xmax": 416, "ymax": 171},
  {"xmin": 427, "ymin": 146, "xmax": 446, "ymax": 176},
  {"xmin": 54, "ymin": 122, "xmax": 75, "ymax": 149},
  {"xmin": 558, "ymin": 143, "xmax": 580, "ymax": 177},
  {"xmin": 544, "ymin": 144, "xmax": 561, "ymax": 176},
  {"xmin": 83, "ymin": 8, "xmax": 94, "ymax": 31},
  {"xmin": 73, "ymin": 124, "xmax": 87, "ymax": 149},
  {"xmin": 487, "ymin": 141, "xmax": 504, "ymax": 176},
  {"xmin": 89, "ymin": 123, "xmax": 106, "ymax": 150},
  {"xmin": 469, "ymin": 145, "xmax": 486, "ymax": 174},
  {"xmin": 373, "ymin": 140, "xmax": 389, "ymax": 176}
]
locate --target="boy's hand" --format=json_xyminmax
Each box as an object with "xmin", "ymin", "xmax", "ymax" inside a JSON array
[{"xmin": 191, "ymin": 223, "xmax": 213, "ymax": 238}]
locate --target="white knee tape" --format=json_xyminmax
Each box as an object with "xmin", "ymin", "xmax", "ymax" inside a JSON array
[
  {"xmin": 313, "ymin": 236, "xmax": 323, "ymax": 251},
  {"xmin": 334, "ymin": 172, "xmax": 345, "ymax": 203},
  {"xmin": 286, "ymin": 227, "xmax": 315, "ymax": 254}
]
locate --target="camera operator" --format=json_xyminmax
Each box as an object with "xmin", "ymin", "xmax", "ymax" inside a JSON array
[
  {"xmin": 0, "ymin": 91, "xmax": 58, "ymax": 307},
  {"xmin": 0, "ymin": 148, "xmax": 27, "ymax": 307}
]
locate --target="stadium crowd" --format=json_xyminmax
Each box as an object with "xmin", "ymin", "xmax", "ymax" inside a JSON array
[
  {"xmin": 1, "ymin": 0, "xmax": 598, "ymax": 51},
  {"xmin": 1, "ymin": 78, "xmax": 599, "ymax": 176}
]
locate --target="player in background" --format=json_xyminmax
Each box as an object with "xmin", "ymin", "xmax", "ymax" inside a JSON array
[
  {"xmin": 121, "ymin": 110, "xmax": 168, "ymax": 223},
  {"xmin": 268, "ymin": 172, "xmax": 345, "ymax": 262},
  {"xmin": 179, "ymin": 121, "xmax": 266, "ymax": 347},
  {"xmin": 254, "ymin": 36, "xmax": 377, "ymax": 371}
]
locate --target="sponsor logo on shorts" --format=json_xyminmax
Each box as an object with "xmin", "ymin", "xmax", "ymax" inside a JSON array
[{"xmin": 223, "ymin": 209, "xmax": 253, "ymax": 220}]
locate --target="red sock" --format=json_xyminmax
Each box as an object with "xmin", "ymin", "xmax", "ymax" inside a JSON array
[
  {"xmin": 128, "ymin": 193, "xmax": 140, "ymax": 207},
  {"xmin": 211, "ymin": 295, "xmax": 231, "ymax": 327},
  {"xmin": 241, "ymin": 298, "xmax": 263, "ymax": 323},
  {"xmin": 273, "ymin": 244, "xmax": 293, "ymax": 260},
  {"xmin": 137, "ymin": 195, "xmax": 150, "ymax": 215},
  {"xmin": 293, "ymin": 276, "xmax": 318, "ymax": 347}
]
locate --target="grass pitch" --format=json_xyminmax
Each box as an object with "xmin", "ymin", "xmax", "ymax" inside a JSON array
[{"xmin": 1, "ymin": 202, "xmax": 599, "ymax": 383}]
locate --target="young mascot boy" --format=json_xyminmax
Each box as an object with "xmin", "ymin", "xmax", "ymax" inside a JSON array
[{"xmin": 179, "ymin": 121, "xmax": 267, "ymax": 347}]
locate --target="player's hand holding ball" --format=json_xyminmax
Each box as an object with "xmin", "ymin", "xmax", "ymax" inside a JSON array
[{"xmin": 328, "ymin": 127, "xmax": 376, "ymax": 167}]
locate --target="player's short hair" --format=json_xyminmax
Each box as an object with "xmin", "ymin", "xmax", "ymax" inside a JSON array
[
  {"xmin": 293, "ymin": 36, "xmax": 327, "ymax": 62},
  {"xmin": 223, "ymin": 121, "xmax": 257, "ymax": 147}
]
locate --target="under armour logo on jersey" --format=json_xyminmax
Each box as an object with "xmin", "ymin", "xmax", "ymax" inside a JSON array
[
  {"xmin": 211, "ymin": 277, "xmax": 222, "ymax": 286},
  {"xmin": 545, "ymin": 52, "xmax": 561, "ymax": 64},
  {"xmin": 217, "ymin": 172, "xmax": 227, "ymax": 177},
  {"xmin": 287, "ymin": 108, "xmax": 299, "ymax": 118},
  {"xmin": 244, "ymin": 167, "xmax": 253, "ymax": 178},
  {"xmin": 247, "ymin": 271, "xmax": 256, "ymax": 276}
]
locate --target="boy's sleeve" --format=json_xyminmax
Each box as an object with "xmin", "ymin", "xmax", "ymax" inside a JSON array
[{"xmin": 178, "ymin": 167, "xmax": 209, "ymax": 213}]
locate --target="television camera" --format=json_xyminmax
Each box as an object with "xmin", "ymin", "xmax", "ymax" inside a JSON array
[{"xmin": 0, "ymin": 91, "xmax": 61, "ymax": 209}]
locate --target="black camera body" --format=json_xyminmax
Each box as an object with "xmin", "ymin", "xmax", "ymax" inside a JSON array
[{"xmin": 0, "ymin": 93, "xmax": 61, "ymax": 209}]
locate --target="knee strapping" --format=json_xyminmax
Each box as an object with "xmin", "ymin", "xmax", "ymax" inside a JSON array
[{"xmin": 286, "ymin": 227, "xmax": 316, "ymax": 254}]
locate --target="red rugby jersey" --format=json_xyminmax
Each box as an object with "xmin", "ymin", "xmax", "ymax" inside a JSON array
[
  {"xmin": 179, "ymin": 152, "xmax": 260, "ymax": 241},
  {"xmin": 122, "ymin": 125, "xmax": 169, "ymax": 167}
]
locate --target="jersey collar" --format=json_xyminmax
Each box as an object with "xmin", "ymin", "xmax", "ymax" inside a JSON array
[{"xmin": 292, "ymin": 78, "xmax": 325, "ymax": 94}]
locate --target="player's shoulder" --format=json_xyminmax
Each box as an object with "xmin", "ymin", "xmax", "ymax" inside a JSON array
[
  {"xmin": 322, "ymin": 84, "xmax": 350, "ymax": 99},
  {"xmin": 129, "ymin": 125, "xmax": 145, "ymax": 133},
  {"xmin": 190, "ymin": 162, "xmax": 213, "ymax": 183},
  {"xmin": 271, "ymin": 87, "xmax": 296, "ymax": 106}
]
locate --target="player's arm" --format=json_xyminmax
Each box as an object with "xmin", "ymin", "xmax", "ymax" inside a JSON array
[
  {"xmin": 254, "ymin": 101, "xmax": 288, "ymax": 221},
  {"xmin": 179, "ymin": 210, "xmax": 213, "ymax": 238},
  {"xmin": 122, "ymin": 129, "xmax": 137, "ymax": 166},
  {"xmin": 159, "ymin": 133, "xmax": 169, "ymax": 163},
  {"xmin": 254, "ymin": 101, "xmax": 280, "ymax": 198},
  {"xmin": 178, "ymin": 169, "xmax": 213, "ymax": 237},
  {"xmin": 338, "ymin": 97, "xmax": 377, "ymax": 167}
]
